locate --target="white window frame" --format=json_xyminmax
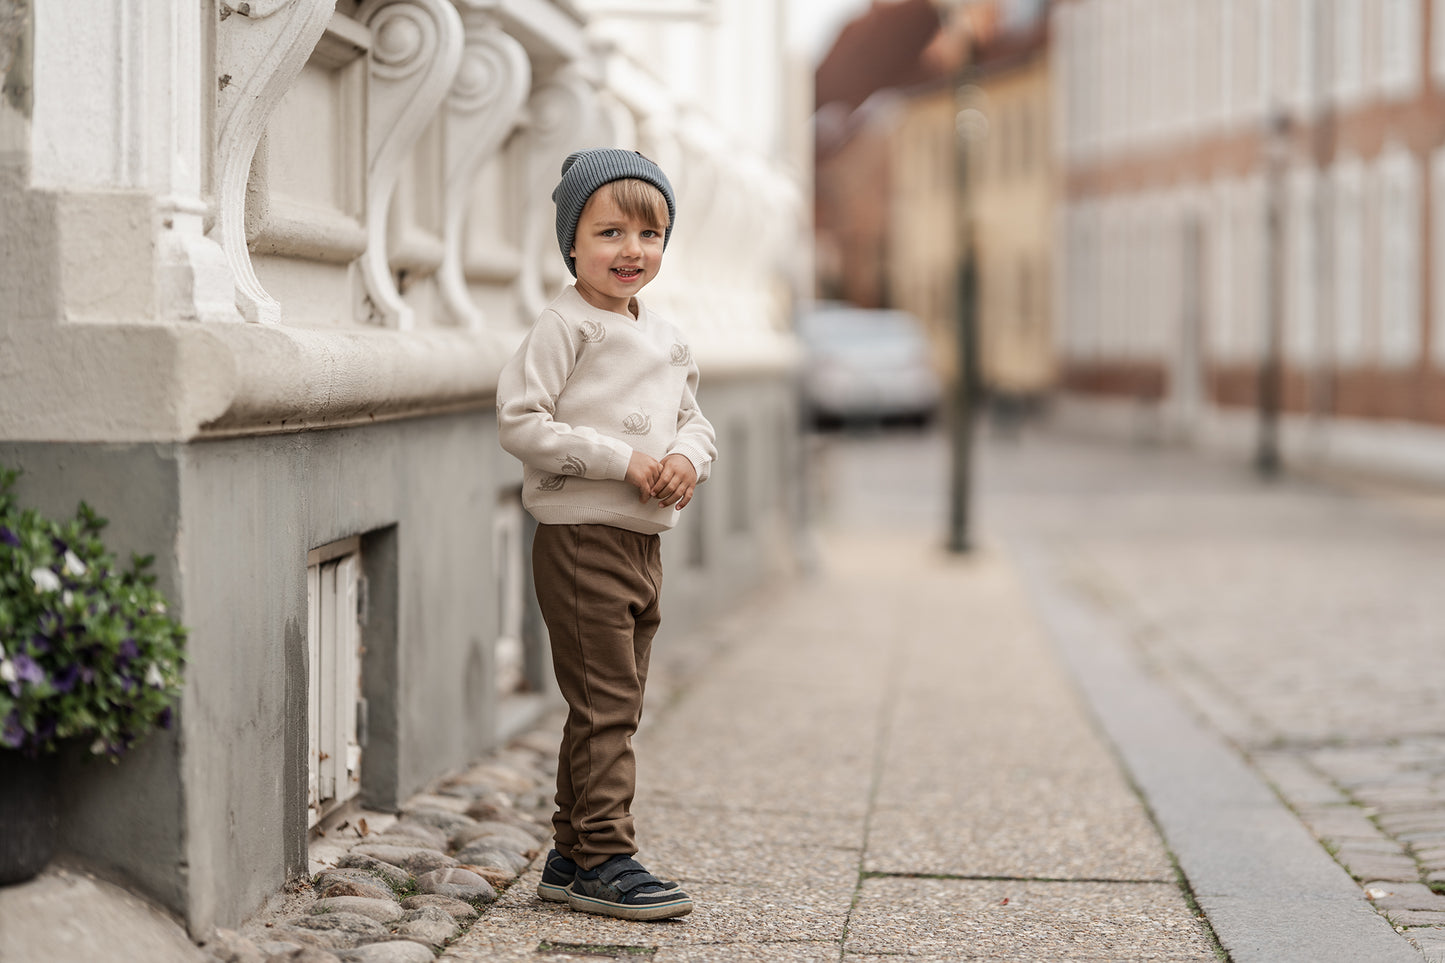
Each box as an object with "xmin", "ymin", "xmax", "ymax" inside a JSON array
[
  {"xmin": 1377, "ymin": 0, "xmax": 1421, "ymax": 99},
  {"xmin": 1103, "ymin": 201, "xmax": 1127, "ymax": 357},
  {"xmin": 1102, "ymin": 0, "xmax": 1127, "ymax": 155},
  {"xmin": 1376, "ymin": 146, "xmax": 1421, "ymax": 366},
  {"xmin": 1334, "ymin": 0, "xmax": 1366, "ymax": 105},
  {"xmin": 1174, "ymin": 0, "xmax": 1200, "ymax": 139},
  {"xmin": 307, "ymin": 538, "xmax": 364, "ymax": 828},
  {"xmin": 1332, "ymin": 155, "xmax": 1367, "ymax": 365},
  {"xmin": 1270, "ymin": 0, "xmax": 1297, "ymax": 110},
  {"xmin": 1432, "ymin": 147, "xmax": 1445, "ymax": 368},
  {"xmin": 1292, "ymin": 0, "xmax": 1320, "ymax": 113},
  {"xmin": 1209, "ymin": 178, "xmax": 1237, "ymax": 361},
  {"xmin": 1232, "ymin": 0, "xmax": 1269, "ymax": 122},
  {"xmin": 1153, "ymin": 193, "xmax": 1177, "ymax": 358},
  {"xmin": 1236, "ymin": 176, "xmax": 1267, "ymax": 363},
  {"xmin": 1124, "ymin": 198, "xmax": 1147, "ymax": 359},
  {"xmin": 1052, "ymin": 2, "xmax": 1072, "ymax": 161},
  {"xmin": 1285, "ymin": 165, "xmax": 1320, "ymax": 365},
  {"xmin": 1434, "ymin": 0, "xmax": 1445, "ymax": 85},
  {"xmin": 1067, "ymin": 202, "xmax": 1100, "ymax": 361},
  {"xmin": 1054, "ymin": 207, "xmax": 1070, "ymax": 358},
  {"xmin": 1222, "ymin": 0, "xmax": 1241, "ymax": 126}
]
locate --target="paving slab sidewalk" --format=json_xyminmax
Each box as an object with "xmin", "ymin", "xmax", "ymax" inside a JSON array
[{"xmin": 441, "ymin": 529, "xmax": 1219, "ymax": 962}]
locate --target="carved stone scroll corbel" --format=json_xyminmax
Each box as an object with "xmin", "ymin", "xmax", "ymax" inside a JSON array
[
  {"xmin": 518, "ymin": 66, "xmax": 606, "ymax": 319},
  {"xmin": 356, "ymin": 0, "xmax": 464, "ymax": 330},
  {"xmin": 212, "ymin": 0, "xmax": 336, "ymax": 324},
  {"xmin": 438, "ymin": 14, "xmax": 530, "ymax": 330}
]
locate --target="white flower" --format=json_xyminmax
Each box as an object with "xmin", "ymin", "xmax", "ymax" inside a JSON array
[
  {"xmin": 153, "ymin": 601, "xmax": 167, "ymax": 614},
  {"xmin": 61, "ymin": 590, "xmax": 73, "ymax": 607},
  {"xmin": 0, "ymin": 659, "xmax": 15, "ymax": 684},
  {"xmin": 30, "ymin": 567, "xmax": 61, "ymax": 593},
  {"xmin": 63, "ymin": 550, "xmax": 86, "ymax": 577},
  {"xmin": 146, "ymin": 663, "xmax": 165, "ymax": 688},
  {"xmin": 90, "ymin": 738, "xmax": 108, "ymax": 755}
]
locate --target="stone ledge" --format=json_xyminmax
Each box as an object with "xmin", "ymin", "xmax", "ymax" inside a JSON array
[{"xmin": 1, "ymin": 320, "xmax": 798, "ymax": 443}]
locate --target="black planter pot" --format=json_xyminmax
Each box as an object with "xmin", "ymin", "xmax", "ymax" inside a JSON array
[{"xmin": 0, "ymin": 749, "xmax": 57, "ymax": 885}]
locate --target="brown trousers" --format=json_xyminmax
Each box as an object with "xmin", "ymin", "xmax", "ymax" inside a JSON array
[{"xmin": 531, "ymin": 523, "xmax": 663, "ymax": 870}]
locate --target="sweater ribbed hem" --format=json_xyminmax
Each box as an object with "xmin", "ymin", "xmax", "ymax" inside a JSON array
[{"xmin": 524, "ymin": 503, "xmax": 679, "ymax": 536}]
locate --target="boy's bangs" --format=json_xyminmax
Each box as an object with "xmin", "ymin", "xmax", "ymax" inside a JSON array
[{"xmin": 607, "ymin": 179, "xmax": 671, "ymax": 231}]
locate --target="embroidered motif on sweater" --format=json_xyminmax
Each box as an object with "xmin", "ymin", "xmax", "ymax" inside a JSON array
[
  {"xmin": 579, "ymin": 319, "xmax": 606, "ymax": 343},
  {"xmin": 538, "ymin": 452, "xmax": 587, "ymax": 492},
  {"xmin": 622, "ymin": 412, "xmax": 652, "ymax": 435},
  {"xmin": 669, "ymin": 344, "xmax": 691, "ymax": 366}
]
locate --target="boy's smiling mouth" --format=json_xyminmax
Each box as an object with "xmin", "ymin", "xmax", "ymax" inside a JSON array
[{"xmin": 613, "ymin": 267, "xmax": 643, "ymax": 280}]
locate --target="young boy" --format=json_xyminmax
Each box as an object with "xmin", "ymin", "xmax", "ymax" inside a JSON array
[{"xmin": 496, "ymin": 148, "xmax": 716, "ymax": 921}]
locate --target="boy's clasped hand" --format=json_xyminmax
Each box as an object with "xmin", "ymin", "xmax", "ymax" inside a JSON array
[{"xmin": 625, "ymin": 451, "xmax": 698, "ymax": 510}]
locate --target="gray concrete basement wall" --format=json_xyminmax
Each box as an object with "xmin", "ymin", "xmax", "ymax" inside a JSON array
[
  {"xmin": 2, "ymin": 410, "xmax": 510, "ymax": 933},
  {"xmin": 0, "ymin": 367, "xmax": 801, "ymax": 935}
]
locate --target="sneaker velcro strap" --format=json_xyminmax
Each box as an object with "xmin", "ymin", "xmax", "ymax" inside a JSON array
[{"xmin": 596, "ymin": 857, "xmax": 663, "ymax": 894}]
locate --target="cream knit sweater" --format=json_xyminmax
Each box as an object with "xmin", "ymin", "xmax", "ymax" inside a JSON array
[{"xmin": 497, "ymin": 286, "xmax": 717, "ymax": 535}]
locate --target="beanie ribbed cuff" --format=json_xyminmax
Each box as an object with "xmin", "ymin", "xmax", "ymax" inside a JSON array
[{"xmin": 553, "ymin": 148, "xmax": 676, "ymax": 278}]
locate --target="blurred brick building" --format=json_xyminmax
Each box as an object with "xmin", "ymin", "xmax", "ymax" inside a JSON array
[
  {"xmin": 1053, "ymin": 0, "xmax": 1445, "ymax": 480},
  {"xmin": 814, "ymin": 0, "xmax": 961, "ymax": 309},
  {"xmin": 962, "ymin": 12, "xmax": 1056, "ymax": 411},
  {"xmin": 813, "ymin": 0, "xmax": 1057, "ymax": 407}
]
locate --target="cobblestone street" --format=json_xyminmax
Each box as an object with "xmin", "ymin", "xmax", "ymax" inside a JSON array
[{"xmin": 959, "ymin": 425, "xmax": 1445, "ymax": 959}]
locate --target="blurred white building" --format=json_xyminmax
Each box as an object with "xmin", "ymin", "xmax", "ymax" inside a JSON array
[
  {"xmin": 1052, "ymin": 0, "xmax": 1445, "ymax": 481},
  {"xmin": 0, "ymin": 0, "xmax": 806, "ymax": 934}
]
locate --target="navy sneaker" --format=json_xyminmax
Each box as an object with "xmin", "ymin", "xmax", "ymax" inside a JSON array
[
  {"xmin": 537, "ymin": 849, "xmax": 579, "ymax": 903},
  {"xmin": 537, "ymin": 849, "xmax": 682, "ymax": 904},
  {"xmin": 567, "ymin": 855, "xmax": 693, "ymax": 921}
]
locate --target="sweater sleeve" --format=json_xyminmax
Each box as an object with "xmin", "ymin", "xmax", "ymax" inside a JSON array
[
  {"xmin": 496, "ymin": 310, "xmax": 633, "ymax": 481},
  {"xmin": 666, "ymin": 352, "xmax": 718, "ymax": 484}
]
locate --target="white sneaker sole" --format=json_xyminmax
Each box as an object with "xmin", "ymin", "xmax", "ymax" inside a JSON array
[{"xmin": 566, "ymin": 887, "xmax": 694, "ymax": 921}]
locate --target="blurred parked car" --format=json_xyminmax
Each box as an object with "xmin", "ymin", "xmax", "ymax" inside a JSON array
[{"xmin": 795, "ymin": 304, "xmax": 943, "ymax": 429}]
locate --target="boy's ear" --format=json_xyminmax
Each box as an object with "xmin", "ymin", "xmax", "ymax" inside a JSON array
[{"xmin": 569, "ymin": 245, "xmax": 576, "ymax": 258}]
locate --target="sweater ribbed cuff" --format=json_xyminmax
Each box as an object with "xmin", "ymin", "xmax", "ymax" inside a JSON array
[{"xmin": 667, "ymin": 443, "xmax": 712, "ymax": 484}]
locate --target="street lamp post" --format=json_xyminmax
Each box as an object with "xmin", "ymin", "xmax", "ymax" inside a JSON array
[
  {"xmin": 949, "ymin": 93, "xmax": 987, "ymax": 554},
  {"xmin": 1256, "ymin": 108, "xmax": 1289, "ymax": 478}
]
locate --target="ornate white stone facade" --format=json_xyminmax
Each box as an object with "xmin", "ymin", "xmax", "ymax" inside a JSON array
[
  {"xmin": 4, "ymin": 0, "xmax": 801, "ymax": 440},
  {"xmin": 0, "ymin": 0, "xmax": 806, "ymax": 934}
]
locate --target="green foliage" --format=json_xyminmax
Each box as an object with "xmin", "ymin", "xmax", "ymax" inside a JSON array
[{"xmin": 0, "ymin": 467, "xmax": 186, "ymax": 760}]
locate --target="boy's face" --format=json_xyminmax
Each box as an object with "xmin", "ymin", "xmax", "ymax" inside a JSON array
[{"xmin": 569, "ymin": 188, "xmax": 665, "ymax": 316}]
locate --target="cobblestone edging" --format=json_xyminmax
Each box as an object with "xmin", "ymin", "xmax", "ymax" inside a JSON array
[
  {"xmin": 1252, "ymin": 741, "xmax": 1445, "ymax": 962},
  {"xmin": 1065, "ymin": 563, "xmax": 1445, "ymax": 963},
  {"xmin": 200, "ymin": 724, "xmax": 562, "ymax": 963}
]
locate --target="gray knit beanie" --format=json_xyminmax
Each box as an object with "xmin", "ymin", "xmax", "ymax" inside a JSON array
[{"xmin": 553, "ymin": 148, "xmax": 676, "ymax": 277}]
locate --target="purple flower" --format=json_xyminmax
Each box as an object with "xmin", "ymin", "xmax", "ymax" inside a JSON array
[
  {"xmin": 52, "ymin": 664, "xmax": 80, "ymax": 693},
  {"xmin": 158, "ymin": 706, "xmax": 173, "ymax": 730},
  {"xmin": 28, "ymin": 633, "xmax": 51, "ymax": 654},
  {"xmin": 11, "ymin": 654, "xmax": 44, "ymax": 686},
  {"xmin": 119, "ymin": 639, "xmax": 139, "ymax": 660},
  {"xmin": 0, "ymin": 525, "xmax": 19, "ymax": 547},
  {"xmin": 1, "ymin": 712, "xmax": 23, "ymax": 748}
]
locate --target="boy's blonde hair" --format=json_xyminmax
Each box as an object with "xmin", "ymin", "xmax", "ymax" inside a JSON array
[{"xmin": 596, "ymin": 178, "xmax": 671, "ymax": 232}]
